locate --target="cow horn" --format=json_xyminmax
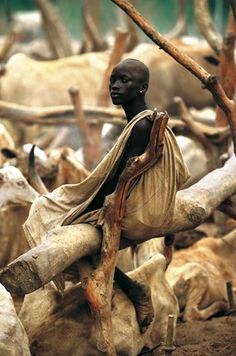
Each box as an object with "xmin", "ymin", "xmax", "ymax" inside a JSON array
[
  {"xmin": 28, "ymin": 144, "xmax": 48, "ymax": 195},
  {"xmin": 166, "ymin": 0, "xmax": 187, "ymax": 39},
  {"xmin": 194, "ymin": 0, "xmax": 222, "ymax": 55}
]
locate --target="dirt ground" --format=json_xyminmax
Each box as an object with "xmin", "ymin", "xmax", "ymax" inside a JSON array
[
  {"xmin": 145, "ymin": 315, "xmax": 236, "ymax": 356},
  {"xmin": 173, "ymin": 315, "xmax": 236, "ymax": 356}
]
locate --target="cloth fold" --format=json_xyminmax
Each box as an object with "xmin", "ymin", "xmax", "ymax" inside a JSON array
[{"xmin": 23, "ymin": 109, "xmax": 190, "ymax": 247}]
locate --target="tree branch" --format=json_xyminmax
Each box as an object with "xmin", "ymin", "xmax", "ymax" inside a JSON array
[{"xmin": 110, "ymin": 0, "xmax": 236, "ymax": 153}]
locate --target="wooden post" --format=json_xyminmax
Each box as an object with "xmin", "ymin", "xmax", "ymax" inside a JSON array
[
  {"xmin": 161, "ymin": 315, "xmax": 176, "ymax": 356},
  {"xmin": 226, "ymin": 281, "xmax": 236, "ymax": 315},
  {"xmin": 68, "ymin": 87, "xmax": 95, "ymax": 170},
  {"xmin": 84, "ymin": 110, "xmax": 169, "ymax": 354}
]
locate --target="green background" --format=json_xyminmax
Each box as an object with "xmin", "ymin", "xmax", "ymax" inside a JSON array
[{"xmin": 0, "ymin": 1, "xmax": 230, "ymax": 40}]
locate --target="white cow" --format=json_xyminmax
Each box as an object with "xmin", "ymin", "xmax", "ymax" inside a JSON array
[
  {"xmin": 0, "ymin": 283, "xmax": 30, "ymax": 356},
  {"xmin": 1, "ymin": 42, "xmax": 219, "ymax": 113},
  {"xmin": 0, "ymin": 165, "xmax": 39, "ymax": 208}
]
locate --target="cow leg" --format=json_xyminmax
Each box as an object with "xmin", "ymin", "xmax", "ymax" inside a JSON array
[
  {"xmin": 114, "ymin": 267, "xmax": 154, "ymax": 333},
  {"xmin": 187, "ymin": 301, "xmax": 228, "ymax": 321},
  {"xmin": 183, "ymin": 270, "xmax": 227, "ymax": 321}
]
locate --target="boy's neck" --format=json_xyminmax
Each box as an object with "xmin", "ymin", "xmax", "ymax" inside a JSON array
[{"xmin": 122, "ymin": 99, "xmax": 148, "ymax": 122}]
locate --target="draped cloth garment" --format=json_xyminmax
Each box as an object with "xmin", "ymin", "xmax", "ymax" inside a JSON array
[{"xmin": 23, "ymin": 109, "xmax": 190, "ymax": 247}]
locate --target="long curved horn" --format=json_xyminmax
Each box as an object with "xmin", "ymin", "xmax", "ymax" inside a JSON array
[
  {"xmin": 166, "ymin": 0, "xmax": 187, "ymax": 39},
  {"xmin": 28, "ymin": 144, "xmax": 48, "ymax": 195},
  {"xmin": 194, "ymin": 0, "xmax": 222, "ymax": 55}
]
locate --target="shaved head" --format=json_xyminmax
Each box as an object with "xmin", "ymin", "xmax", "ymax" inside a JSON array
[{"xmin": 114, "ymin": 58, "xmax": 150, "ymax": 84}]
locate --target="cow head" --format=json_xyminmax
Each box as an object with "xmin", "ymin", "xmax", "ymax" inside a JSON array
[
  {"xmin": 1, "ymin": 145, "xmax": 58, "ymax": 181},
  {"xmin": 0, "ymin": 166, "xmax": 39, "ymax": 208}
]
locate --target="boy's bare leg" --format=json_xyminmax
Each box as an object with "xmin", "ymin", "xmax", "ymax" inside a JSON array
[{"xmin": 114, "ymin": 267, "xmax": 154, "ymax": 333}]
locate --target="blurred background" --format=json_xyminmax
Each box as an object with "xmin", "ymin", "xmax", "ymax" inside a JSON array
[{"xmin": 0, "ymin": 0, "xmax": 230, "ymax": 42}]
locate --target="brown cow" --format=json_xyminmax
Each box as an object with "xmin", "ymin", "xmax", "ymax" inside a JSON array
[{"xmin": 165, "ymin": 230, "xmax": 236, "ymax": 321}]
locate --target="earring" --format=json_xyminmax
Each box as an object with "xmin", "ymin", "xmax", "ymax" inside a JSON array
[{"xmin": 139, "ymin": 90, "xmax": 144, "ymax": 94}]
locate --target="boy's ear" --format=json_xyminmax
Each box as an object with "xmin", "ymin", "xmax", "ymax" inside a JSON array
[{"xmin": 142, "ymin": 83, "xmax": 148, "ymax": 92}]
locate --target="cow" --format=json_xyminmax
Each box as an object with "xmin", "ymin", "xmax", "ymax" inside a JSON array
[
  {"xmin": 165, "ymin": 229, "xmax": 236, "ymax": 321},
  {"xmin": 0, "ymin": 123, "xmax": 15, "ymax": 166},
  {"xmin": 0, "ymin": 283, "xmax": 30, "ymax": 356},
  {"xmin": 0, "ymin": 165, "xmax": 39, "ymax": 266},
  {"xmin": 1, "ymin": 41, "xmax": 219, "ymax": 114},
  {"xmin": 0, "ymin": 149, "xmax": 89, "ymax": 266},
  {"xmin": 19, "ymin": 236, "xmax": 178, "ymax": 356},
  {"xmin": 1, "ymin": 145, "xmax": 89, "ymax": 191},
  {"xmin": 0, "ymin": 165, "xmax": 38, "ymax": 208}
]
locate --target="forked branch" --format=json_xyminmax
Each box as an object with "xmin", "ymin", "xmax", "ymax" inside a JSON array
[{"xmin": 84, "ymin": 110, "xmax": 168, "ymax": 354}]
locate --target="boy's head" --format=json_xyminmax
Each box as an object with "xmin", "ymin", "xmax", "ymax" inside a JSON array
[{"xmin": 109, "ymin": 58, "xmax": 149, "ymax": 106}]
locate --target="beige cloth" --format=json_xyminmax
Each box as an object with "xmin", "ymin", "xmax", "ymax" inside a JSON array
[{"xmin": 23, "ymin": 110, "xmax": 190, "ymax": 247}]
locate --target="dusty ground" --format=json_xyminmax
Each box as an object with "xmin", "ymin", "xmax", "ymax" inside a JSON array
[
  {"xmin": 174, "ymin": 315, "xmax": 236, "ymax": 356},
  {"xmin": 143, "ymin": 315, "xmax": 236, "ymax": 355}
]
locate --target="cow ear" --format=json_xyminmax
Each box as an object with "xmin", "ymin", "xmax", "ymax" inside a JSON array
[
  {"xmin": 204, "ymin": 55, "xmax": 219, "ymax": 66},
  {"xmin": 1, "ymin": 148, "xmax": 17, "ymax": 159},
  {"xmin": 164, "ymin": 234, "xmax": 175, "ymax": 246}
]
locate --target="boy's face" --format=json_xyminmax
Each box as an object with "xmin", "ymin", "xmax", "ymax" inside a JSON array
[{"xmin": 109, "ymin": 61, "xmax": 145, "ymax": 106}]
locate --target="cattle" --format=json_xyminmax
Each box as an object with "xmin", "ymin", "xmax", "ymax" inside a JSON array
[
  {"xmin": 0, "ymin": 123, "xmax": 15, "ymax": 166},
  {"xmin": 0, "ymin": 165, "xmax": 39, "ymax": 266},
  {"xmin": 46, "ymin": 146, "xmax": 90, "ymax": 189},
  {"xmin": 1, "ymin": 145, "xmax": 89, "ymax": 191},
  {"xmin": 1, "ymin": 144, "xmax": 57, "ymax": 182},
  {"xmin": 165, "ymin": 229, "xmax": 236, "ymax": 321},
  {"xmin": 0, "ymin": 165, "xmax": 39, "ymax": 208},
  {"xmin": 18, "ymin": 236, "xmax": 178, "ymax": 356},
  {"xmin": 0, "ymin": 148, "xmax": 89, "ymax": 266},
  {"xmin": 0, "ymin": 283, "xmax": 30, "ymax": 356},
  {"xmin": 1, "ymin": 41, "xmax": 219, "ymax": 115}
]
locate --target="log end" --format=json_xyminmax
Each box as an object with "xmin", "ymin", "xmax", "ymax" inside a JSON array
[
  {"xmin": 187, "ymin": 206, "xmax": 207, "ymax": 225},
  {"xmin": 0, "ymin": 261, "xmax": 42, "ymax": 296}
]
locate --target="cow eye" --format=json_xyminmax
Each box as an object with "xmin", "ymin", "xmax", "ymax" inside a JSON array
[{"xmin": 16, "ymin": 181, "xmax": 26, "ymax": 187}]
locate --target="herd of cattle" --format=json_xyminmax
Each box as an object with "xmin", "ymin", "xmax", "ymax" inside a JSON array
[{"xmin": 0, "ymin": 32, "xmax": 235, "ymax": 355}]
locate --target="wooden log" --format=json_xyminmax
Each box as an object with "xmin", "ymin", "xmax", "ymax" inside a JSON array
[
  {"xmin": 0, "ymin": 100, "xmax": 125, "ymax": 126},
  {"xmin": 0, "ymin": 224, "xmax": 102, "ymax": 295},
  {"xmin": 1, "ymin": 154, "xmax": 236, "ymax": 295},
  {"xmin": 0, "ymin": 283, "xmax": 30, "ymax": 355}
]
